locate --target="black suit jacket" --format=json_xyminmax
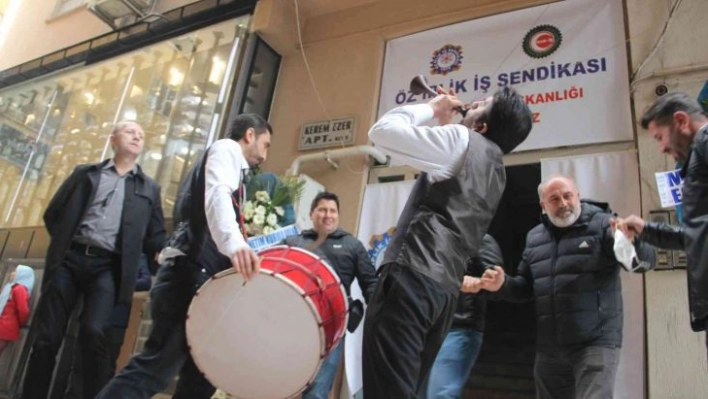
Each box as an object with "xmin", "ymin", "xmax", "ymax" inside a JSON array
[{"xmin": 43, "ymin": 159, "xmax": 166, "ymax": 304}]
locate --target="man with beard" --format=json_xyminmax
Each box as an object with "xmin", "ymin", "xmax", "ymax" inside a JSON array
[
  {"xmin": 96, "ymin": 114, "xmax": 272, "ymax": 399},
  {"xmin": 473, "ymin": 174, "xmax": 656, "ymax": 399},
  {"xmin": 363, "ymin": 86, "xmax": 532, "ymax": 398},
  {"xmin": 615, "ymin": 92, "xmax": 708, "ymax": 361}
]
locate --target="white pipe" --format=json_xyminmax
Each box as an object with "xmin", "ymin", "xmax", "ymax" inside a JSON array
[{"xmin": 288, "ymin": 145, "xmax": 388, "ymax": 175}]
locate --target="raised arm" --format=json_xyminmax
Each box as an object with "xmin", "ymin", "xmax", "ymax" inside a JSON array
[{"xmin": 368, "ymin": 101, "xmax": 469, "ymax": 180}]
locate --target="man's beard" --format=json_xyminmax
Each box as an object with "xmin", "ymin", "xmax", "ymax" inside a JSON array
[{"xmin": 548, "ymin": 202, "xmax": 581, "ymax": 228}]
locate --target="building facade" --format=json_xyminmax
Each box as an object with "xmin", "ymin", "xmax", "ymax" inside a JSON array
[{"xmin": 0, "ymin": 0, "xmax": 706, "ymax": 397}]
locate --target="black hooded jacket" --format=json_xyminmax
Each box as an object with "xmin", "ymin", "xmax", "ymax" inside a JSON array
[
  {"xmin": 283, "ymin": 228, "xmax": 378, "ymax": 302},
  {"xmin": 500, "ymin": 201, "xmax": 656, "ymax": 349},
  {"xmin": 451, "ymin": 234, "xmax": 504, "ymax": 331}
]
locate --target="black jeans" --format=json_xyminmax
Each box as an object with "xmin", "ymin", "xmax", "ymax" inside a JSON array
[
  {"xmin": 362, "ymin": 263, "xmax": 457, "ymax": 399},
  {"xmin": 22, "ymin": 249, "xmax": 118, "ymax": 399},
  {"xmin": 96, "ymin": 257, "xmax": 215, "ymax": 399},
  {"xmin": 63, "ymin": 326, "xmax": 127, "ymax": 399}
]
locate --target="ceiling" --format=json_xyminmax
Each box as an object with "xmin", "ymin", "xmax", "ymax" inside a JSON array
[{"xmin": 294, "ymin": 0, "xmax": 380, "ymax": 19}]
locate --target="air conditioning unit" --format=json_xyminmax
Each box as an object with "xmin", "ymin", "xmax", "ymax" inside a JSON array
[{"xmin": 87, "ymin": 0, "xmax": 158, "ymax": 29}]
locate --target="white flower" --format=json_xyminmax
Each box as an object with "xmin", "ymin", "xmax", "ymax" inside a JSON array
[
  {"xmin": 266, "ymin": 213, "xmax": 278, "ymax": 226},
  {"xmin": 243, "ymin": 201, "xmax": 254, "ymax": 213},
  {"xmin": 274, "ymin": 206, "xmax": 284, "ymax": 216},
  {"xmin": 274, "ymin": 224, "xmax": 281, "ymax": 230},
  {"xmin": 255, "ymin": 205, "xmax": 266, "ymax": 216},
  {"xmin": 263, "ymin": 226, "xmax": 274, "ymax": 235},
  {"xmin": 252, "ymin": 213, "xmax": 265, "ymax": 226},
  {"xmin": 255, "ymin": 191, "xmax": 270, "ymax": 202},
  {"xmin": 243, "ymin": 207, "xmax": 255, "ymax": 221}
]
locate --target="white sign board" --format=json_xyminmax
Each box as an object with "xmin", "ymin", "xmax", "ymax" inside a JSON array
[
  {"xmin": 378, "ymin": 0, "xmax": 632, "ymax": 152},
  {"xmin": 655, "ymin": 169, "xmax": 683, "ymax": 208},
  {"xmin": 298, "ymin": 117, "xmax": 356, "ymax": 150}
]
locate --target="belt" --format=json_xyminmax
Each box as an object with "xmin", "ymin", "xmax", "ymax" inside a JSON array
[{"xmin": 70, "ymin": 242, "xmax": 119, "ymax": 259}]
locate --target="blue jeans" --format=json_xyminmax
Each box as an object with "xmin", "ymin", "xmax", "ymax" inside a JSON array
[
  {"xmin": 302, "ymin": 340, "xmax": 344, "ymax": 399},
  {"xmin": 420, "ymin": 328, "xmax": 484, "ymax": 399}
]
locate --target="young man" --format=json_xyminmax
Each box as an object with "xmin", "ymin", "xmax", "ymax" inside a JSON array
[
  {"xmin": 362, "ymin": 86, "xmax": 532, "ymax": 398},
  {"xmin": 476, "ymin": 175, "xmax": 656, "ymax": 399},
  {"xmin": 96, "ymin": 114, "xmax": 272, "ymax": 399},
  {"xmin": 22, "ymin": 121, "xmax": 166, "ymax": 399},
  {"xmin": 283, "ymin": 191, "xmax": 378, "ymax": 399},
  {"xmin": 616, "ymin": 92, "xmax": 708, "ymax": 360}
]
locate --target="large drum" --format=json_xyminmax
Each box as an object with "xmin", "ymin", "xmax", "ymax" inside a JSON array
[{"xmin": 186, "ymin": 246, "xmax": 348, "ymax": 399}]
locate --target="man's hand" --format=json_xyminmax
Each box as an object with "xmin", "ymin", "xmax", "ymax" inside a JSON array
[
  {"xmin": 611, "ymin": 215, "xmax": 646, "ymax": 240},
  {"xmin": 429, "ymin": 87, "xmax": 464, "ymax": 125},
  {"xmin": 231, "ymin": 247, "xmax": 261, "ymax": 281},
  {"xmin": 461, "ymin": 276, "xmax": 483, "ymax": 293},
  {"xmin": 480, "ymin": 266, "xmax": 505, "ymax": 292}
]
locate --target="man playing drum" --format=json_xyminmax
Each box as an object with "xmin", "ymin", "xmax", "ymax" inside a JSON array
[
  {"xmin": 97, "ymin": 114, "xmax": 272, "ymax": 399},
  {"xmin": 283, "ymin": 191, "xmax": 378, "ymax": 399},
  {"xmin": 362, "ymin": 87, "xmax": 532, "ymax": 398}
]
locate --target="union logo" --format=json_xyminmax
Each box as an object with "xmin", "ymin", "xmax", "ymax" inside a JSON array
[
  {"xmin": 430, "ymin": 44, "xmax": 463, "ymax": 76},
  {"xmin": 523, "ymin": 25, "xmax": 562, "ymax": 59},
  {"xmin": 367, "ymin": 227, "xmax": 396, "ymax": 269}
]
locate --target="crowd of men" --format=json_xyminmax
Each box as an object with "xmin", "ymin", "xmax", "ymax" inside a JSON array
[{"xmin": 2, "ymin": 88, "xmax": 706, "ymax": 399}]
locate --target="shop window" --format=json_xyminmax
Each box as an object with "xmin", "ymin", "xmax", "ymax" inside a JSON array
[{"xmin": 0, "ymin": 16, "xmax": 266, "ymax": 228}]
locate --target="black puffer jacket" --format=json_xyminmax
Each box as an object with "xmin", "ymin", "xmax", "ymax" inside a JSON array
[
  {"xmin": 451, "ymin": 234, "xmax": 503, "ymax": 331},
  {"xmin": 283, "ymin": 228, "xmax": 378, "ymax": 302},
  {"xmin": 641, "ymin": 125, "xmax": 708, "ymax": 332},
  {"xmin": 501, "ymin": 201, "xmax": 656, "ymax": 349}
]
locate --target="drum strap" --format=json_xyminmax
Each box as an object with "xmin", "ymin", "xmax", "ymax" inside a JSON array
[{"xmin": 231, "ymin": 169, "xmax": 248, "ymax": 240}]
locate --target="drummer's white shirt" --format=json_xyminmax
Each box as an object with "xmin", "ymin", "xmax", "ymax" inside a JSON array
[
  {"xmin": 158, "ymin": 139, "xmax": 250, "ymax": 265},
  {"xmin": 205, "ymin": 139, "xmax": 251, "ymax": 259},
  {"xmin": 368, "ymin": 103, "xmax": 470, "ymax": 183}
]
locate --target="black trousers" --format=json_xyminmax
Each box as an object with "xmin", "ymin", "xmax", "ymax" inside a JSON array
[
  {"xmin": 62, "ymin": 326, "xmax": 127, "ymax": 399},
  {"xmin": 362, "ymin": 263, "xmax": 457, "ymax": 399},
  {"xmin": 96, "ymin": 257, "xmax": 215, "ymax": 399},
  {"xmin": 22, "ymin": 249, "xmax": 118, "ymax": 399}
]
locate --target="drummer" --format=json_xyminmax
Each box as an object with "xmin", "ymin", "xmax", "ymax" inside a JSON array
[
  {"xmin": 97, "ymin": 114, "xmax": 273, "ymax": 399},
  {"xmin": 282, "ymin": 191, "xmax": 378, "ymax": 399}
]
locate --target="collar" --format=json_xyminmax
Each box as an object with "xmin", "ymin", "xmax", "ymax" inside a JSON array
[
  {"xmin": 236, "ymin": 142, "xmax": 250, "ymax": 174},
  {"xmin": 104, "ymin": 158, "xmax": 138, "ymax": 175}
]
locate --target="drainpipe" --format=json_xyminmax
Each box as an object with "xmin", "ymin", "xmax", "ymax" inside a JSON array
[{"xmin": 288, "ymin": 145, "xmax": 388, "ymax": 176}]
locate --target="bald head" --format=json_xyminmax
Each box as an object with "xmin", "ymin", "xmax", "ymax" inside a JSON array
[{"xmin": 538, "ymin": 175, "xmax": 582, "ymax": 228}]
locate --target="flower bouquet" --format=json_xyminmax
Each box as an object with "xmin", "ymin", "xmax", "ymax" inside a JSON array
[
  {"xmin": 243, "ymin": 190, "xmax": 285, "ymax": 237},
  {"xmin": 244, "ymin": 171, "xmax": 305, "ymax": 250}
]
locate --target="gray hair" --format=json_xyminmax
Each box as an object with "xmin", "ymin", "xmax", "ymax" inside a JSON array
[
  {"xmin": 537, "ymin": 174, "xmax": 577, "ymax": 200},
  {"xmin": 111, "ymin": 120, "xmax": 141, "ymax": 136}
]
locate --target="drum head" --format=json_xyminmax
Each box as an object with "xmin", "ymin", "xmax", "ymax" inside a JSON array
[{"xmin": 186, "ymin": 269, "xmax": 323, "ymax": 399}]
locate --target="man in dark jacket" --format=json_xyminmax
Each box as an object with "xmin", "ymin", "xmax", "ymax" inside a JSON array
[
  {"xmin": 22, "ymin": 121, "xmax": 166, "ymax": 399},
  {"xmin": 421, "ymin": 234, "xmax": 503, "ymax": 399},
  {"xmin": 63, "ymin": 254, "xmax": 153, "ymax": 399},
  {"xmin": 476, "ymin": 175, "xmax": 656, "ymax": 399},
  {"xmin": 617, "ymin": 92, "xmax": 708, "ymax": 360},
  {"xmin": 283, "ymin": 191, "xmax": 378, "ymax": 399}
]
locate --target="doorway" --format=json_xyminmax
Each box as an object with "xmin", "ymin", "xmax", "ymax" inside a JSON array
[{"xmin": 464, "ymin": 163, "xmax": 541, "ymax": 399}]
